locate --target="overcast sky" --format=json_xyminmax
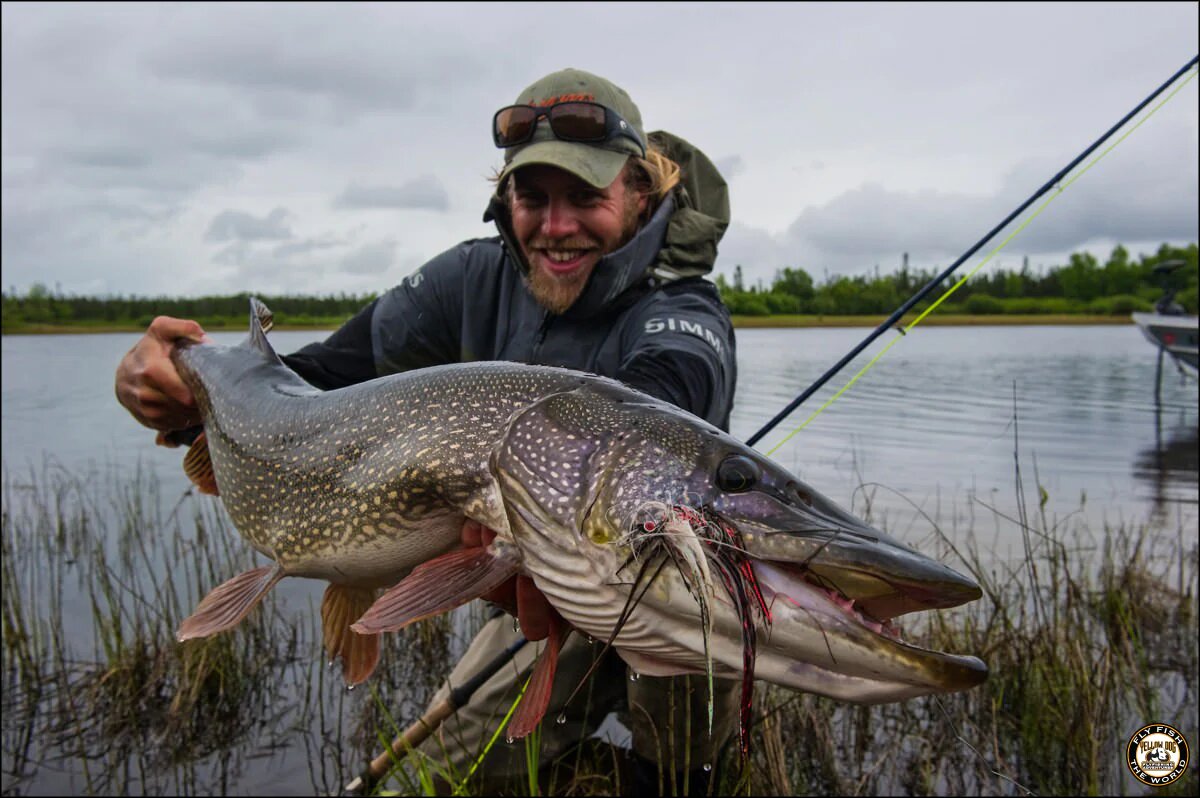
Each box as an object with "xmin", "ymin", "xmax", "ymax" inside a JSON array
[{"xmin": 2, "ymin": 2, "xmax": 1197, "ymax": 298}]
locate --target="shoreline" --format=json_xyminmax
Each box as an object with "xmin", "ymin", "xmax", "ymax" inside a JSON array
[{"xmin": 1, "ymin": 313, "xmax": 1139, "ymax": 335}]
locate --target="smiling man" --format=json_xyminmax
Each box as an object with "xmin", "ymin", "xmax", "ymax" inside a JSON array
[
  {"xmin": 114, "ymin": 67, "xmax": 738, "ymax": 795},
  {"xmin": 511, "ymin": 163, "xmax": 646, "ymax": 314}
]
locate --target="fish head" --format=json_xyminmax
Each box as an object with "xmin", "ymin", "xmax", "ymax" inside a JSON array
[{"xmin": 493, "ymin": 380, "xmax": 987, "ymax": 702}]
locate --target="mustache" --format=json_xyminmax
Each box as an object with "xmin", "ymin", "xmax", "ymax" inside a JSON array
[{"xmin": 528, "ymin": 238, "xmax": 598, "ymax": 250}]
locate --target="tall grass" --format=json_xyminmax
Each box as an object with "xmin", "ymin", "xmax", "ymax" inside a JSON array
[
  {"xmin": 732, "ymin": 504, "xmax": 1197, "ymax": 796},
  {"xmin": 2, "ymin": 457, "xmax": 1196, "ymax": 796},
  {"xmin": 0, "ymin": 459, "xmax": 465, "ymax": 795}
]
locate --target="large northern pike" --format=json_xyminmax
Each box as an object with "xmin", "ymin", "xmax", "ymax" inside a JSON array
[{"xmin": 169, "ymin": 299, "xmax": 986, "ymax": 746}]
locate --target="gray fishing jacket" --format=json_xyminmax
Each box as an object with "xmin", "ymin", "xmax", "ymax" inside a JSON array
[{"xmin": 284, "ymin": 131, "xmax": 737, "ymax": 430}]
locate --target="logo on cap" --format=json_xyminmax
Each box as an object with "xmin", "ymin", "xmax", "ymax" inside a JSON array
[{"xmin": 531, "ymin": 93, "xmax": 595, "ymax": 106}]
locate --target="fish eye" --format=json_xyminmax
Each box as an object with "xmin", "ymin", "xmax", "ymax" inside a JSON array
[{"xmin": 716, "ymin": 455, "xmax": 760, "ymax": 493}]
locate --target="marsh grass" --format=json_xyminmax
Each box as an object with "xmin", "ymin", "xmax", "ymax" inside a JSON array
[
  {"xmin": 370, "ymin": 469, "xmax": 1197, "ymax": 795},
  {"xmin": 1, "ymin": 460, "xmax": 464, "ymax": 795},
  {"xmin": 727, "ymin": 511, "xmax": 1196, "ymax": 797},
  {"xmin": 2, "ymin": 455, "xmax": 1197, "ymax": 796}
]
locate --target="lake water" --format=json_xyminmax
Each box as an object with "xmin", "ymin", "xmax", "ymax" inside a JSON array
[
  {"xmin": 1, "ymin": 323, "xmax": 1197, "ymax": 795},
  {"xmin": 3, "ymin": 324, "xmax": 1197, "ymax": 547}
]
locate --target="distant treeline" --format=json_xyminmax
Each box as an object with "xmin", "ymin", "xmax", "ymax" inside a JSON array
[
  {"xmin": 1, "ymin": 290, "xmax": 379, "ymax": 330},
  {"xmin": 2, "ymin": 243, "xmax": 1197, "ymax": 331},
  {"xmin": 716, "ymin": 243, "xmax": 1198, "ymax": 316}
]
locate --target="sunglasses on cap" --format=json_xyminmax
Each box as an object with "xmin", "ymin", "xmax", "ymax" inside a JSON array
[{"xmin": 492, "ymin": 101, "xmax": 646, "ymax": 156}]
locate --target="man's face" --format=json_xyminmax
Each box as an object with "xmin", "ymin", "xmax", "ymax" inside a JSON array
[{"xmin": 509, "ymin": 164, "xmax": 647, "ymax": 314}]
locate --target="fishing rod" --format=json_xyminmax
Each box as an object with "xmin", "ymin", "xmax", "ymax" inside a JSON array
[
  {"xmin": 343, "ymin": 54, "xmax": 1198, "ymax": 796},
  {"xmin": 342, "ymin": 636, "xmax": 529, "ymax": 796},
  {"xmin": 746, "ymin": 53, "xmax": 1200, "ymax": 449}
]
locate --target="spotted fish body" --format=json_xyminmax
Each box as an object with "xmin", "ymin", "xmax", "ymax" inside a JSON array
[
  {"xmin": 172, "ymin": 323, "xmax": 622, "ymax": 587},
  {"xmin": 171, "ymin": 299, "xmax": 986, "ymax": 727}
]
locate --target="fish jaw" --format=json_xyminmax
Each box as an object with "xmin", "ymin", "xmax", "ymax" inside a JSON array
[
  {"xmin": 707, "ymin": 471, "xmax": 984, "ymax": 621},
  {"xmin": 491, "ymin": 382, "xmax": 988, "ymax": 701},
  {"xmin": 746, "ymin": 561, "xmax": 987, "ymax": 700}
]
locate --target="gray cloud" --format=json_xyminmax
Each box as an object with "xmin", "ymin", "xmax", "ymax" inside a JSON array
[
  {"xmin": 333, "ymin": 176, "xmax": 451, "ymax": 212},
  {"xmin": 138, "ymin": 5, "xmax": 484, "ymax": 120},
  {"xmin": 213, "ymin": 240, "xmax": 250, "ymax": 266},
  {"xmin": 340, "ymin": 240, "xmax": 397, "ymax": 275},
  {"xmin": 1, "ymin": 3, "xmax": 1194, "ymax": 298},
  {"xmin": 205, "ymin": 208, "xmax": 294, "ymax": 243},
  {"xmin": 58, "ymin": 145, "xmax": 153, "ymax": 170},
  {"xmin": 718, "ymin": 120, "xmax": 1199, "ymax": 288},
  {"xmin": 189, "ymin": 129, "xmax": 300, "ymax": 159},
  {"xmin": 714, "ymin": 155, "xmax": 746, "ymax": 180},
  {"xmin": 272, "ymin": 236, "xmax": 346, "ymax": 259}
]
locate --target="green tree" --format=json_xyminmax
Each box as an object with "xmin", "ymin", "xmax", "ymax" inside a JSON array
[{"xmin": 773, "ymin": 267, "xmax": 815, "ymax": 299}]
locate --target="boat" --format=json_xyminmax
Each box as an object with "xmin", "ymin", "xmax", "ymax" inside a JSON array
[
  {"xmin": 1132, "ymin": 311, "xmax": 1199, "ymax": 371},
  {"xmin": 1131, "ymin": 260, "xmax": 1198, "ymax": 372}
]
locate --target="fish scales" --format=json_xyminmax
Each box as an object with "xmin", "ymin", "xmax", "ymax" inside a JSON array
[
  {"xmin": 169, "ymin": 299, "xmax": 987, "ymax": 720},
  {"xmin": 174, "ymin": 341, "xmax": 619, "ymax": 585}
]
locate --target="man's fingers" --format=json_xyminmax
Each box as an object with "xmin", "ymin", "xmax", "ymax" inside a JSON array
[
  {"xmin": 155, "ymin": 431, "xmax": 182, "ymax": 448},
  {"xmin": 461, "ymin": 519, "xmax": 485, "ymax": 549},
  {"xmin": 140, "ymin": 360, "xmax": 196, "ymax": 408},
  {"xmin": 147, "ymin": 315, "xmax": 208, "ymax": 345},
  {"xmin": 461, "ymin": 523, "xmax": 540, "ymax": 629},
  {"xmin": 115, "ymin": 316, "xmax": 207, "ymax": 431},
  {"xmin": 482, "ymin": 577, "xmax": 517, "ymax": 616},
  {"xmin": 516, "ymin": 575, "xmax": 554, "ymax": 641}
]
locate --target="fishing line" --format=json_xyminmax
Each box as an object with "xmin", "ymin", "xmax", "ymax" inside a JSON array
[
  {"xmin": 451, "ymin": 671, "xmax": 533, "ymax": 796},
  {"xmin": 747, "ymin": 54, "xmax": 1199, "ymax": 456}
]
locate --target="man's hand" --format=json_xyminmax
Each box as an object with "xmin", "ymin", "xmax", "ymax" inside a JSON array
[
  {"xmin": 461, "ymin": 519, "xmax": 560, "ymax": 641},
  {"xmin": 115, "ymin": 316, "xmax": 210, "ymax": 437}
]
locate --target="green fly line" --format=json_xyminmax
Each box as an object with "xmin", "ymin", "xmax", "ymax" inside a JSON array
[
  {"xmin": 451, "ymin": 672, "xmax": 532, "ymax": 796},
  {"xmin": 765, "ymin": 63, "xmax": 1199, "ymax": 458}
]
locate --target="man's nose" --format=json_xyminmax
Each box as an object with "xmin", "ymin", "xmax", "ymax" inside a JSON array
[{"xmin": 540, "ymin": 196, "xmax": 580, "ymax": 238}]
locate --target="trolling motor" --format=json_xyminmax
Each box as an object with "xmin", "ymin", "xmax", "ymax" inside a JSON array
[{"xmin": 1151, "ymin": 259, "xmax": 1188, "ymax": 316}]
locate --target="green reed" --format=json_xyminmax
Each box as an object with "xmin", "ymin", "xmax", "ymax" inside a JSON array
[
  {"xmin": 369, "ymin": 476, "xmax": 1196, "ymax": 796},
  {"xmin": 1, "ymin": 459, "xmax": 451, "ymax": 795},
  {"xmin": 2, "ymin": 455, "xmax": 1196, "ymax": 796},
  {"xmin": 729, "ymin": 505, "xmax": 1196, "ymax": 797}
]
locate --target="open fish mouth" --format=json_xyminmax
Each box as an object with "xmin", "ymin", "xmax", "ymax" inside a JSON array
[
  {"xmin": 749, "ymin": 558, "xmax": 989, "ymax": 693},
  {"xmin": 621, "ymin": 502, "xmax": 988, "ymax": 699},
  {"xmin": 756, "ymin": 560, "xmax": 907, "ymax": 639}
]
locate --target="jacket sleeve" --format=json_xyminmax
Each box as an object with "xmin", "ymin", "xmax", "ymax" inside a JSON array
[
  {"xmin": 616, "ymin": 281, "xmax": 737, "ymax": 432},
  {"xmin": 281, "ymin": 244, "xmax": 468, "ymax": 388},
  {"xmin": 369, "ymin": 244, "xmax": 468, "ymax": 376}
]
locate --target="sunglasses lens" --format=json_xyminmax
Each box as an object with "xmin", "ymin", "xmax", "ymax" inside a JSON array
[
  {"xmin": 495, "ymin": 106, "xmax": 538, "ymax": 147},
  {"xmin": 548, "ymin": 103, "xmax": 606, "ymax": 141}
]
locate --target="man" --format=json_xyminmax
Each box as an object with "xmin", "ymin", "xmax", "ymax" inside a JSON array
[{"xmin": 115, "ymin": 67, "xmax": 738, "ymax": 795}]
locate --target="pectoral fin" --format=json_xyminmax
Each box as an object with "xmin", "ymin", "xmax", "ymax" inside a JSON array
[
  {"xmin": 506, "ymin": 615, "xmax": 571, "ymax": 739},
  {"xmin": 177, "ymin": 563, "xmax": 284, "ymax": 641},
  {"xmin": 183, "ymin": 431, "xmax": 219, "ymax": 496},
  {"xmin": 321, "ymin": 584, "xmax": 381, "ymax": 685},
  {"xmin": 351, "ymin": 544, "xmax": 521, "ymax": 635}
]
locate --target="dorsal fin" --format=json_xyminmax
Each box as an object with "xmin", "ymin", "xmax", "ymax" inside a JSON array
[{"xmin": 246, "ymin": 297, "xmax": 282, "ymax": 364}]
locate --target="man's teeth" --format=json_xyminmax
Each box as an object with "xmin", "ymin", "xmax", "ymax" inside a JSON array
[{"xmin": 546, "ymin": 250, "xmax": 584, "ymax": 262}]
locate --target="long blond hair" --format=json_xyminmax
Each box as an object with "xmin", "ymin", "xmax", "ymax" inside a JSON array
[{"xmin": 624, "ymin": 145, "xmax": 682, "ymax": 207}]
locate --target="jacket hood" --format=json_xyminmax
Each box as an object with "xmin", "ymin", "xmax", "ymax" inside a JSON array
[{"xmin": 483, "ymin": 130, "xmax": 730, "ymax": 320}]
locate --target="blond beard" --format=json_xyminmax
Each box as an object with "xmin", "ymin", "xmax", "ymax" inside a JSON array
[{"xmin": 522, "ymin": 193, "xmax": 643, "ymax": 314}]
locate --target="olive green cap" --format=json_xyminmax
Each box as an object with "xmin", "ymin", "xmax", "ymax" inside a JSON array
[{"xmin": 497, "ymin": 68, "xmax": 646, "ymax": 189}]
